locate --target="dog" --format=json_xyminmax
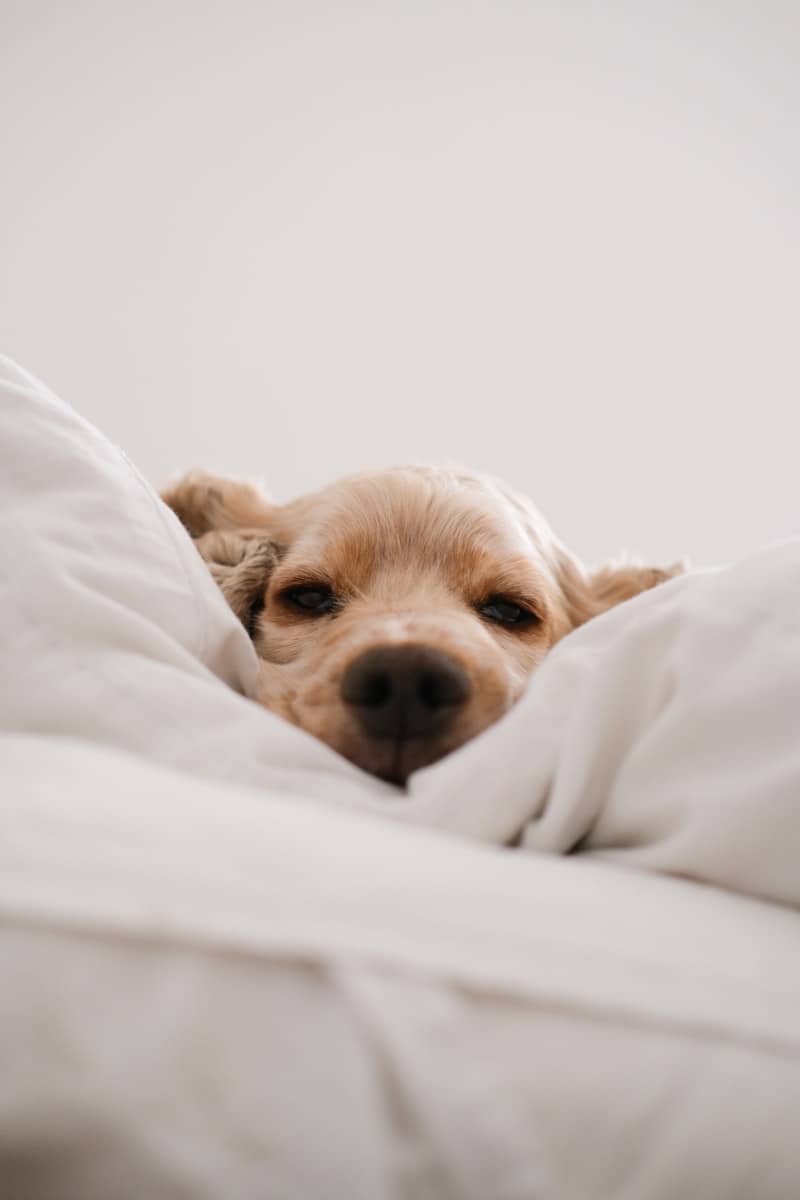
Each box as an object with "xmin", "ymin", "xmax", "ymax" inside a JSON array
[{"xmin": 163, "ymin": 467, "xmax": 682, "ymax": 785}]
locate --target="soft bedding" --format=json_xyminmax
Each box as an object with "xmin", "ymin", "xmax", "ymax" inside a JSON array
[
  {"xmin": 3, "ymin": 354, "xmax": 799, "ymax": 905},
  {"xmin": 409, "ymin": 539, "xmax": 800, "ymax": 909},
  {"xmin": 1, "ymin": 354, "xmax": 799, "ymax": 1198}
]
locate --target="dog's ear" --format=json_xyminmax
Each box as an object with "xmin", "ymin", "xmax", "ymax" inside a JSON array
[
  {"xmin": 161, "ymin": 470, "xmax": 275, "ymax": 538},
  {"xmin": 193, "ymin": 529, "xmax": 280, "ymax": 635},
  {"xmin": 162, "ymin": 472, "xmax": 281, "ymax": 637},
  {"xmin": 585, "ymin": 560, "xmax": 685, "ymax": 612},
  {"xmin": 488, "ymin": 478, "xmax": 685, "ymax": 633},
  {"xmin": 554, "ymin": 546, "xmax": 685, "ymax": 631}
]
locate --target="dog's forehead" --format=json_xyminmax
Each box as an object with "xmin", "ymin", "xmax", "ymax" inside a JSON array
[{"xmin": 277, "ymin": 468, "xmax": 551, "ymax": 588}]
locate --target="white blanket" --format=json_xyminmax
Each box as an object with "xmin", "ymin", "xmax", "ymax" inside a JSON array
[
  {"xmin": 409, "ymin": 540, "xmax": 800, "ymax": 909},
  {"xmin": 2, "ymin": 353, "xmax": 798, "ymax": 908},
  {"xmin": 2, "ymin": 355, "xmax": 800, "ymax": 1198}
]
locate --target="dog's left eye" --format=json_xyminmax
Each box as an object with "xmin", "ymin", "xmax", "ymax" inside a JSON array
[
  {"xmin": 284, "ymin": 584, "xmax": 337, "ymax": 614},
  {"xmin": 478, "ymin": 596, "xmax": 538, "ymax": 628}
]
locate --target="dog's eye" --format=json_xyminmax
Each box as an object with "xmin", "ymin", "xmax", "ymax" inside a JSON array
[
  {"xmin": 284, "ymin": 584, "xmax": 337, "ymax": 615},
  {"xmin": 478, "ymin": 596, "xmax": 538, "ymax": 628}
]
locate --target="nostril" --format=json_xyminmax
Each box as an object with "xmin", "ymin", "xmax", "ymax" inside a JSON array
[
  {"xmin": 418, "ymin": 670, "xmax": 455, "ymax": 709},
  {"xmin": 417, "ymin": 671, "xmax": 439, "ymax": 709},
  {"xmin": 361, "ymin": 670, "xmax": 392, "ymax": 708},
  {"xmin": 340, "ymin": 661, "xmax": 394, "ymax": 709}
]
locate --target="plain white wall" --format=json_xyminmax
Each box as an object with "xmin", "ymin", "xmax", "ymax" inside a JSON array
[{"xmin": 2, "ymin": 2, "xmax": 798, "ymax": 566}]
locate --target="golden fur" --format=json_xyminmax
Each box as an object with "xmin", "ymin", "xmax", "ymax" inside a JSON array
[{"xmin": 163, "ymin": 467, "xmax": 682, "ymax": 784}]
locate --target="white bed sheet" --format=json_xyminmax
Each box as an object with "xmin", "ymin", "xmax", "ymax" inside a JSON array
[
  {"xmin": 2, "ymin": 354, "xmax": 799, "ymax": 1198},
  {"xmin": 4, "ymin": 733, "xmax": 800, "ymax": 1199}
]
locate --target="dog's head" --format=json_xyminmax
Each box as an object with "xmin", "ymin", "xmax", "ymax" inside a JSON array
[{"xmin": 163, "ymin": 467, "xmax": 681, "ymax": 784}]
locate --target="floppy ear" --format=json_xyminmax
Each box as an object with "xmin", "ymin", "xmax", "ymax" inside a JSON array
[
  {"xmin": 554, "ymin": 546, "xmax": 685, "ymax": 630},
  {"xmin": 487, "ymin": 477, "xmax": 685, "ymax": 633},
  {"xmin": 161, "ymin": 470, "xmax": 275, "ymax": 538},
  {"xmin": 586, "ymin": 560, "xmax": 685, "ymax": 611},
  {"xmin": 161, "ymin": 472, "xmax": 280, "ymax": 636},
  {"xmin": 193, "ymin": 529, "xmax": 280, "ymax": 634}
]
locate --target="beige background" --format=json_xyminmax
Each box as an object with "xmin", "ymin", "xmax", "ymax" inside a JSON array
[{"xmin": 2, "ymin": 2, "xmax": 798, "ymax": 565}]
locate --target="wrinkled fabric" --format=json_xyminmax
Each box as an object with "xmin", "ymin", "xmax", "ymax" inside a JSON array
[
  {"xmin": 3, "ymin": 355, "xmax": 800, "ymax": 1199},
  {"xmin": 411, "ymin": 541, "xmax": 800, "ymax": 909},
  {"xmin": 3, "ymin": 735, "xmax": 800, "ymax": 1200},
  {"xmin": 2, "ymin": 352, "xmax": 800, "ymax": 910}
]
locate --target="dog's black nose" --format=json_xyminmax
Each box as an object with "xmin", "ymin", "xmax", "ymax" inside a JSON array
[{"xmin": 341, "ymin": 645, "xmax": 471, "ymax": 740}]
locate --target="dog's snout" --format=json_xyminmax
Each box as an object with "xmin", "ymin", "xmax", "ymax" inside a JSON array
[{"xmin": 341, "ymin": 645, "xmax": 471, "ymax": 739}]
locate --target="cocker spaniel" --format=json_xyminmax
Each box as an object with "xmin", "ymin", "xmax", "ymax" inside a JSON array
[{"xmin": 163, "ymin": 467, "xmax": 681, "ymax": 785}]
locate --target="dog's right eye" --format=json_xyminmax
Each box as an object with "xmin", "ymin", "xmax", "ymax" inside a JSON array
[
  {"xmin": 478, "ymin": 595, "xmax": 539, "ymax": 629},
  {"xmin": 283, "ymin": 584, "xmax": 338, "ymax": 615}
]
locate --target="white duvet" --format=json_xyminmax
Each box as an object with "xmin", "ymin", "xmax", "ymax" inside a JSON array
[
  {"xmin": 409, "ymin": 538, "xmax": 800, "ymax": 909},
  {"xmin": 2, "ymin": 354, "xmax": 799, "ymax": 1199}
]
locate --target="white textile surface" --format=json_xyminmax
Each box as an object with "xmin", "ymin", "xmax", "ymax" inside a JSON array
[
  {"xmin": 2, "ymin": 354, "xmax": 799, "ymax": 1198},
  {"xmin": 2, "ymin": 353, "xmax": 799, "ymax": 907},
  {"xmin": 410, "ymin": 540, "xmax": 800, "ymax": 909}
]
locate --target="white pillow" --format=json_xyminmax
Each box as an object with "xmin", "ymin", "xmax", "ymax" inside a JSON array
[{"xmin": 0, "ymin": 353, "xmax": 388, "ymax": 801}]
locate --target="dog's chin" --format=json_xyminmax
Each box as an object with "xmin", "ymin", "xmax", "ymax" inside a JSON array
[{"xmin": 338, "ymin": 735, "xmax": 460, "ymax": 788}]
